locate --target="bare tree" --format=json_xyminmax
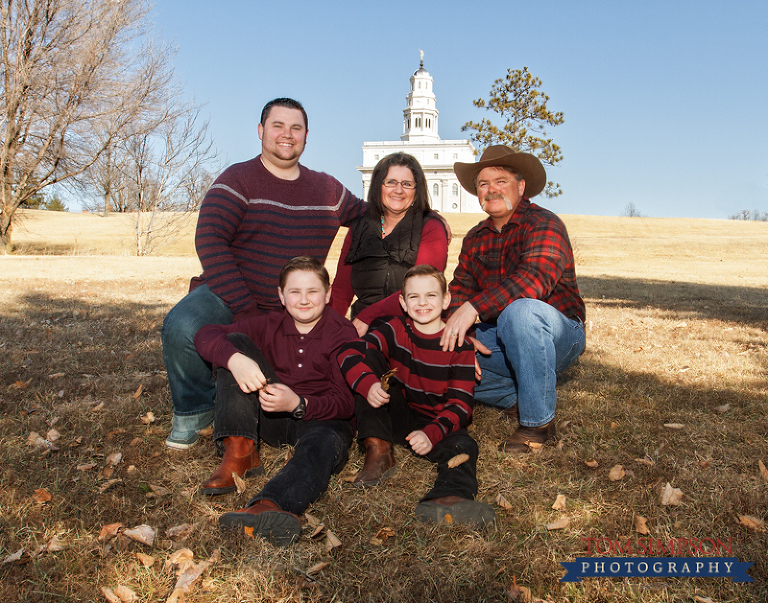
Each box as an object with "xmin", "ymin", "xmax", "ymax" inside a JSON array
[
  {"xmin": 729, "ymin": 208, "xmax": 768, "ymax": 221},
  {"xmin": 0, "ymin": 0, "xmax": 172, "ymax": 252},
  {"xmin": 620, "ymin": 202, "xmax": 645, "ymax": 217},
  {"xmin": 123, "ymin": 102, "xmax": 217, "ymax": 255}
]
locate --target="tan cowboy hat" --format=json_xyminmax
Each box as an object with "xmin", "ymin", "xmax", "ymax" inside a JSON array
[{"xmin": 454, "ymin": 145, "xmax": 546, "ymax": 198}]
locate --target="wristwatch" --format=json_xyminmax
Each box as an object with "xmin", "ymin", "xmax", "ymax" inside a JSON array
[{"xmin": 292, "ymin": 396, "xmax": 307, "ymax": 419}]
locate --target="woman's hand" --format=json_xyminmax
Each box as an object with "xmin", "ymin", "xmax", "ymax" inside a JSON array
[{"xmin": 353, "ymin": 318, "xmax": 369, "ymax": 337}]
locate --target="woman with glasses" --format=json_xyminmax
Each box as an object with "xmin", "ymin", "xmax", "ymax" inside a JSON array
[{"xmin": 331, "ymin": 152, "xmax": 448, "ymax": 336}]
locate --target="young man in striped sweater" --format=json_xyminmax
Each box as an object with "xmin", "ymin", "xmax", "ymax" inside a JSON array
[
  {"xmin": 338, "ymin": 265, "xmax": 495, "ymax": 528},
  {"xmin": 161, "ymin": 98, "xmax": 366, "ymax": 450}
]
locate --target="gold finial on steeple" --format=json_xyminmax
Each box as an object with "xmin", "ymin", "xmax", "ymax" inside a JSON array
[{"xmin": 419, "ymin": 49, "xmax": 424, "ymax": 68}]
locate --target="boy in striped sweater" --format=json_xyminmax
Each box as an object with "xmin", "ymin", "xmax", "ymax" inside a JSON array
[{"xmin": 338, "ymin": 265, "xmax": 495, "ymax": 527}]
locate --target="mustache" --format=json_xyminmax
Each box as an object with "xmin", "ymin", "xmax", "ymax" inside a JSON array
[{"xmin": 483, "ymin": 193, "xmax": 506, "ymax": 201}]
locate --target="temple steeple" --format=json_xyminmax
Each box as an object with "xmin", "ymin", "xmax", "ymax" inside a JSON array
[{"xmin": 401, "ymin": 51, "xmax": 439, "ymax": 142}]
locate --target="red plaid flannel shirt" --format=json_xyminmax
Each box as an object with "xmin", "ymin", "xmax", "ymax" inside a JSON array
[{"xmin": 448, "ymin": 199, "xmax": 585, "ymax": 323}]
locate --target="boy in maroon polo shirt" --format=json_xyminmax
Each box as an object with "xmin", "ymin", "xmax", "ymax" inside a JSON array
[
  {"xmin": 193, "ymin": 256, "xmax": 357, "ymax": 546},
  {"xmin": 338, "ymin": 265, "xmax": 495, "ymax": 528}
]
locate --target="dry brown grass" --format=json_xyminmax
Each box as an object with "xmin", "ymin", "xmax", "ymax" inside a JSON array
[{"xmin": 1, "ymin": 211, "xmax": 767, "ymax": 602}]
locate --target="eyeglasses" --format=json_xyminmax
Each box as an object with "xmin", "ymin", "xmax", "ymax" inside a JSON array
[{"xmin": 382, "ymin": 179, "xmax": 416, "ymax": 190}]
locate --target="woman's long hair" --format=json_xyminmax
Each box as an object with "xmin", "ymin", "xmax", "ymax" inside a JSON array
[{"xmin": 367, "ymin": 153, "xmax": 431, "ymax": 218}]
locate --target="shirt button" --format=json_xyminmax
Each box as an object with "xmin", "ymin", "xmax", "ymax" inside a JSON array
[{"xmin": 297, "ymin": 363, "xmax": 303, "ymax": 368}]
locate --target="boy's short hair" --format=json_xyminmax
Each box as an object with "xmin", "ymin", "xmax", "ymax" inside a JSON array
[
  {"xmin": 279, "ymin": 256, "xmax": 330, "ymax": 291},
  {"xmin": 401, "ymin": 264, "xmax": 447, "ymax": 296}
]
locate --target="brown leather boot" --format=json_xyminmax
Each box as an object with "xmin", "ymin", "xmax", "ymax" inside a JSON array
[
  {"xmin": 353, "ymin": 437, "xmax": 396, "ymax": 487},
  {"xmin": 219, "ymin": 499, "xmax": 302, "ymax": 547},
  {"xmin": 498, "ymin": 421, "xmax": 557, "ymax": 454},
  {"xmin": 201, "ymin": 436, "xmax": 264, "ymax": 496}
]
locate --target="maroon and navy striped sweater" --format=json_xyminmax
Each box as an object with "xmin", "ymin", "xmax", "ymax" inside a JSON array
[
  {"xmin": 338, "ymin": 317, "xmax": 476, "ymax": 446},
  {"xmin": 190, "ymin": 156, "xmax": 366, "ymax": 317}
]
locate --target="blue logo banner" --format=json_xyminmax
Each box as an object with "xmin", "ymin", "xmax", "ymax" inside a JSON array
[{"xmin": 560, "ymin": 557, "xmax": 753, "ymax": 583}]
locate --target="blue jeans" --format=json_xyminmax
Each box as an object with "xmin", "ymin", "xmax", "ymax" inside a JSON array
[
  {"xmin": 161, "ymin": 285, "xmax": 234, "ymax": 416},
  {"xmin": 473, "ymin": 298, "xmax": 585, "ymax": 427}
]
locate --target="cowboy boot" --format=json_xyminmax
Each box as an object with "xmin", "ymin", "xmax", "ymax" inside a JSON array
[
  {"xmin": 498, "ymin": 421, "xmax": 557, "ymax": 454},
  {"xmin": 219, "ymin": 499, "xmax": 302, "ymax": 547},
  {"xmin": 353, "ymin": 437, "xmax": 396, "ymax": 487},
  {"xmin": 201, "ymin": 436, "xmax": 264, "ymax": 496}
]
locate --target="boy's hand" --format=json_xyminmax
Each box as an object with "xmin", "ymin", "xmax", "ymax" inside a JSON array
[
  {"xmin": 227, "ymin": 353, "xmax": 268, "ymax": 393},
  {"xmin": 259, "ymin": 383, "xmax": 301, "ymax": 413},
  {"xmin": 367, "ymin": 382, "xmax": 390, "ymax": 408},
  {"xmin": 406, "ymin": 430, "xmax": 432, "ymax": 455}
]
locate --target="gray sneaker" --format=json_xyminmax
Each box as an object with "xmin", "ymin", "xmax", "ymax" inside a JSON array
[
  {"xmin": 165, "ymin": 410, "xmax": 214, "ymax": 450},
  {"xmin": 415, "ymin": 496, "xmax": 496, "ymax": 528}
]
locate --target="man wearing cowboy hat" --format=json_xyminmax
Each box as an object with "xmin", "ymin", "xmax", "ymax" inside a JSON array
[{"xmin": 440, "ymin": 145, "xmax": 585, "ymax": 453}]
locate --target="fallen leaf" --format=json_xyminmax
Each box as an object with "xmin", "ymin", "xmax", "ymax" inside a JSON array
[
  {"xmin": 102, "ymin": 466, "xmax": 115, "ymax": 479},
  {"xmin": 147, "ymin": 484, "xmax": 172, "ymax": 498},
  {"xmin": 46, "ymin": 429, "xmax": 61, "ymax": 442},
  {"xmin": 660, "ymin": 482, "xmax": 684, "ymax": 506},
  {"xmin": 736, "ymin": 514, "xmax": 765, "ymax": 531},
  {"xmin": 374, "ymin": 527, "xmax": 396, "ymax": 542},
  {"xmin": 692, "ymin": 597, "xmax": 715, "ymax": 603},
  {"xmin": 113, "ymin": 585, "xmax": 138, "ymax": 602},
  {"xmin": 634, "ymin": 457, "xmax": 654, "ymax": 466},
  {"xmin": 198, "ymin": 426, "xmax": 213, "ymax": 437},
  {"xmin": 447, "ymin": 453, "xmax": 469, "ymax": 468},
  {"xmin": 48, "ymin": 372, "xmax": 66, "ymax": 379},
  {"xmin": 91, "ymin": 401, "xmax": 105, "ymax": 412},
  {"xmin": 77, "ymin": 463, "xmax": 97, "ymax": 471},
  {"xmin": 33, "ymin": 488, "xmax": 52, "ymax": 503},
  {"xmin": 663, "ymin": 423, "xmax": 685, "ymax": 429},
  {"xmin": 140, "ymin": 411, "xmax": 155, "ymax": 424},
  {"xmin": 634, "ymin": 515, "xmax": 650, "ymax": 535},
  {"xmin": 495, "ymin": 493, "xmax": 513, "ymax": 510},
  {"xmin": 380, "ymin": 367, "xmax": 398, "ymax": 391},
  {"xmin": 551, "ymin": 494, "xmax": 566, "ymax": 511},
  {"xmin": 99, "ymin": 522, "xmax": 123, "ymax": 543},
  {"xmin": 98, "ymin": 479, "xmax": 123, "ymax": 494},
  {"xmin": 165, "ymin": 548, "xmax": 195, "ymax": 574},
  {"xmin": 3, "ymin": 548, "xmax": 26, "ymax": 564},
  {"xmin": 126, "ymin": 465, "xmax": 139, "ymax": 477},
  {"xmin": 132, "ymin": 384, "xmax": 144, "ymax": 400},
  {"xmin": 106, "ymin": 452, "xmax": 123, "ymax": 467},
  {"xmin": 232, "ymin": 472, "xmax": 246, "ymax": 495},
  {"xmin": 46, "ymin": 535, "xmax": 64, "ymax": 552},
  {"xmin": 135, "ymin": 552, "xmax": 156, "ymax": 567},
  {"xmin": 27, "ymin": 431, "xmax": 47, "ymax": 447},
  {"xmin": 715, "ymin": 404, "xmax": 730, "ymax": 413},
  {"xmin": 608, "ymin": 465, "xmax": 625, "ymax": 481},
  {"xmin": 325, "ymin": 530, "xmax": 342, "ymax": 552},
  {"xmin": 123, "ymin": 524, "xmax": 155, "ymax": 546},
  {"xmin": 759, "ymin": 460, "xmax": 768, "ymax": 481},
  {"xmin": 545, "ymin": 516, "xmax": 570, "ymax": 530},
  {"xmin": 303, "ymin": 513, "xmax": 322, "ymax": 528},
  {"xmin": 167, "ymin": 549, "xmax": 220, "ymax": 603},
  {"xmin": 584, "ymin": 459, "xmax": 599, "ymax": 468},
  {"xmin": 101, "ymin": 587, "xmax": 121, "ymax": 603},
  {"xmin": 307, "ymin": 561, "xmax": 329, "ymax": 575},
  {"xmin": 309, "ymin": 522, "xmax": 326, "ymax": 539},
  {"xmin": 340, "ymin": 474, "xmax": 357, "ymax": 483},
  {"xmin": 166, "ymin": 524, "xmax": 195, "ymax": 540}
]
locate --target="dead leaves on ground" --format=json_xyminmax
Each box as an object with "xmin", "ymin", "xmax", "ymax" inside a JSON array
[
  {"xmin": 446, "ymin": 453, "xmax": 469, "ymax": 468},
  {"xmin": 660, "ymin": 482, "xmax": 684, "ymax": 506},
  {"xmin": 736, "ymin": 514, "xmax": 766, "ymax": 532}
]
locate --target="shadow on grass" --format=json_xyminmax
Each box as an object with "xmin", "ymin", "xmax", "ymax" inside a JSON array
[{"xmin": 579, "ymin": 276, "xmax": 768, "ymax": 330}]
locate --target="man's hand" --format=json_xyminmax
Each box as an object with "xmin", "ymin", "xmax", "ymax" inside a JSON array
[
  {"xmin": 366, "ymin": 382, "xmax": 390, "ymax": 408},
  {"xmin": 352, "ymin": 318, "xmax": 369, "ymax": 337},
  {"xmin": 259, "ymin": 383, "xmax": 301, "ymax": 413},
  {"xmin": 227, "ymin": 353, "xmax": 268, "ymax": 393},
  {"xmin": 467, "ymin": 336, "xmax": 491, "ymax": 381},
  {"xmin": 441, "ymin": 302, "xmax": 479, "ymax": 351},
  {"xmin": 405, "ymin": 430, "xmax": 433, "ymax": 455}
]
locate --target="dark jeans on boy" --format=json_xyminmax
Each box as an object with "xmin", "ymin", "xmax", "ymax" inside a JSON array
[
  {"xmin": 214, "ymin": 333, "xmax": 353, "ymax": 515},
  {"xmin": 354, "ymin": 348, "xmax": 479, "ymax": 502}
]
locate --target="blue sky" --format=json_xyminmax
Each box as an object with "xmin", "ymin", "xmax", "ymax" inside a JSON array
[{"xmin": 148, "ymin": 0, "xmax": 768, "ymax": 219}]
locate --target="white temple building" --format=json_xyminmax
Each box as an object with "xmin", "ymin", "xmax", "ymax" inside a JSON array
[{"xmin": 357, "ymin": 56, "xmax": 480, "ymax": 213}]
